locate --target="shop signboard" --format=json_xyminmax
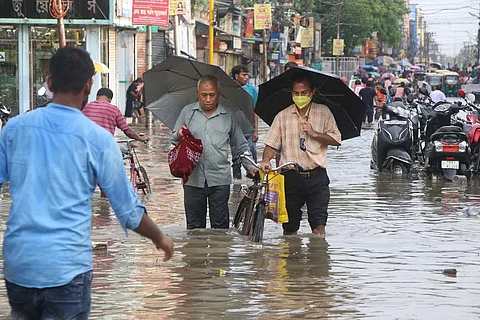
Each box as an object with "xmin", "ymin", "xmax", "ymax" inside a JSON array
[
  {"xmin": 169, "ymin": 0, "xmax": 186, "ymax": 16},
  {"xmin": 254, "ymin": 4, "xmax": 271, "ymax": 30},
  {"xmin": 300, "ymin": 17, "xmax": 314, "ymax": 48},
  {"xmin": 332, "ymin": 39, "xmax": 344, "ymax": 56},
  {"xmin": 0, "ymin": 0, "xmax": 110, "ymax": 20},
  {"xmin": 245, "ymin": 10, "xmax": 254, "ymax": 37},
  {"xmin": 132, "ymin": 0, "xmax": 169, "ymax": 27},
  {"xmin": 0, "ymin": 52, "xmax": 5, "ymax": 62}
]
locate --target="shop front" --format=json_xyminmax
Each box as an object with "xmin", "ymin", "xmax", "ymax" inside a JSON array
[{"xmin": 0, "ymin": 0, "xmax": 112, "ymax": 113}]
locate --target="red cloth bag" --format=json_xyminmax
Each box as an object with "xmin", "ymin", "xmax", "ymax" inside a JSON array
[{"xmin": 168, "ymin": 129, "xmax": 203, "ymax": 183}]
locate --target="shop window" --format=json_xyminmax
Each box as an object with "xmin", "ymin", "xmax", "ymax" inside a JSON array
[
  {"xmin": 0, "ymin": 26, "xmax": 19, "ymax": 116},
  {"xmin": 30, "ymin": 26, "xmax": 86, "ymax": 108}
]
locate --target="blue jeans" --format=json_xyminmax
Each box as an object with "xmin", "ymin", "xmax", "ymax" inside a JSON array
[
  {"xmin": 6, "ymin": 271, "xmax": 93, "ymax": 320},
  {"xmin": 231, "ymin": 132, "xmax": 257, "ymax": 178}
]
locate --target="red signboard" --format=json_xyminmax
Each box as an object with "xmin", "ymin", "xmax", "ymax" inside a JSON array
[{"xmin": 132, "ymin": 0, "xmax": 169, "ymax": 26}]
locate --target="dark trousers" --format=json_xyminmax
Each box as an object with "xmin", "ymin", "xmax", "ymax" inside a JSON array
[
  {"xmin": 183, "ymin": 184, "xmax": 230, "ymax": 229},
  {"xmin": 365, "ymin": 107, "xmax": 374, "ymax": 123},
  {"xmin": 6, "ymin": 271, "xmax": 92, "ymax": 320},
  {"xmin": 282, "ymin": 168, "xmax": 330, "ymax": 233}
]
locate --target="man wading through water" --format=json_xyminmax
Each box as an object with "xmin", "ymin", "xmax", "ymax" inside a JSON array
[
  {"xmin": 0, "ymin": 46, "xmax": 173, "ymax": 319},
  {"xmin": 259, "ymin": 75, "xmax": 341, "ymax": 236}
]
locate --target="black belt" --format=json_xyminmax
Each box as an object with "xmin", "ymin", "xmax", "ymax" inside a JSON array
[{"xmin": 283, "ymin": 167, "xmax": 325, "ymax": 179}]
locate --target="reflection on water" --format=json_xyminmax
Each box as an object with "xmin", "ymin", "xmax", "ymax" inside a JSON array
[{"xmin": 2, "ymin": 123, "xmax": 480, "ymax": 318}]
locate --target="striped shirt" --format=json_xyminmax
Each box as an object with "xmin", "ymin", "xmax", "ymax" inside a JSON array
[
  {"xmin": 263, "ymin": 103, "xmax": 341, "ymax": 170},
  {"xmin": 82, "ymin": 100, "xmax": 130, "ymax": 135}
]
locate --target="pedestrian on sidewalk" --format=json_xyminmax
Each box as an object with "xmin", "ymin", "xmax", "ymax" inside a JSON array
[
  {"xmin": 259, "ymin": 74, "xmax": 341, "ymax": 236},
  {"xmin": 0, "ymin": 46, "xmax": 173, "ymax": 319},
  {"xmin": 125, "ymin": 77, "xmax": 143, "ymax": 122},
  {"xmin": 230, "ymin": 65, "xmax": 259, "ymax": 179},
  {"xmin": 171, "ymin": 75, "xmax": 257, "ymax": 229}
]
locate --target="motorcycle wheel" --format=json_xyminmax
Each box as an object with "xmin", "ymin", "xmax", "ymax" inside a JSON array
[{"xmin": 392, "ymin": 161, "xmax": 408, "ymax": 175}]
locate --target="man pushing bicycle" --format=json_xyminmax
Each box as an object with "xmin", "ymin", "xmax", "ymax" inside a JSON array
[{"xmin": 259, "ymin": 74, "xmax": 341, "ymax": 236}]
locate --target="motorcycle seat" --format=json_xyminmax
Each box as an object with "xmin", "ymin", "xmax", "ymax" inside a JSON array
[
  {"xmin": 434, "ymin": 125, "xmax": 464, "ymax": 134},
  {"xmin": 430, "ymin": 125, "xmax": 467, "ymax": 142}
]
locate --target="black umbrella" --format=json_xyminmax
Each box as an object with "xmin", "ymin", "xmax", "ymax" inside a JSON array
[
  {"xmin": 143, "ymin": 56, "xmax": 254, "ymax": 133},
  {"xmin": 256, "ymin": 66, "xmax": 367, "ymax": 141}
]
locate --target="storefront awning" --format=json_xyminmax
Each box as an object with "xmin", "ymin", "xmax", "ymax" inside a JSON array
[{"xmin": 195, "ymin": 20, "xmax": 230, "ymax": 36}]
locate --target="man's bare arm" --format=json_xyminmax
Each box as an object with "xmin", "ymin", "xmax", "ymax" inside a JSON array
[{"xmin": 134, "ymin": 213, "xmax": 174, "ymax": 261}]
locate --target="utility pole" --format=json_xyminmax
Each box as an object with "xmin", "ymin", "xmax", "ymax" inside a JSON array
[
  {"xmin": 477, "ymin": 5, "xmax": 480, "ymax": 64},
  {"xmin": 335, "ymin": 0, "xmax": 340, "ymax": 76},
  {"xmin": 263, "ymin": 29, "xmax": 268, "ymax": 82},
  {"xmin": 209, "ymin": 0, "xmax": 215, "ymax": 64},
  {"xmin": 146, "ymin": 26, "xmax": 153, "ymax": 128},
  {"xmin": 174, "ymin": 15, "xmax": 181, "ymax": 56}
]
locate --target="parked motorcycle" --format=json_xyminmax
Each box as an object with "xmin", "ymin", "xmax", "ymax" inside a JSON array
[
  {"xmin": 420, "ymin": 87, "xmax": 471, "ymax": 179},
  {"xmin": 36, "ymin": 87, "xmax": 51, "ymax": 108},
  {"xmin": 0, "ymin": 101, "xmax": 11, "ymax": 130},
  {"xmin": 371, "ymin": 97, "xmax": 414, "ymax": 175},
  {"xmin": 457, "ymin": 90, "xmax": 480, "ymax": 174}
]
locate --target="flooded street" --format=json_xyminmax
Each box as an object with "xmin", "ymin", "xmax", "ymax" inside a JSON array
[{"xmin": 2, "ymin": 121, "xmax": 480, "ymax": 319}]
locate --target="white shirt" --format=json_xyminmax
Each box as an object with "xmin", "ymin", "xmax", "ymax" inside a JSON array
[{"xmin": 430, "ymin": 90, "xmax": 446, "ymax": 103}]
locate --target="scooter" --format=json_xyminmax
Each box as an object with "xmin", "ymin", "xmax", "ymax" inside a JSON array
[
  {"xmin": 371, "ymin": 96, "xmax": 414, "ymax": 175},
  {"xmin": 457, "ymin": 90, "xmax": 480, "ymax": 174},
  {"xmin": 420, "ymin": 88, "xmax": 471, "ymax": 180},
  {"xmin": 0, "ymin": 101, "xmax": 11, "ymax": 131}
]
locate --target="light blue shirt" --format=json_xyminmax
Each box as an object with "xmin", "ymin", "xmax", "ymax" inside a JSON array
[
  {"xmin": 0, "ymin": 104, "xmax": 145, "ymax": 288},
  {"xmin": 171, "ymin": 102, "xmax": 254, "ymax": 188}
]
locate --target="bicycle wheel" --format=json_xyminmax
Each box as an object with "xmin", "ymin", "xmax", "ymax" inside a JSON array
[
  {"xmin": 233, "ymin": 196, "xmax": 250, "ymax": 229},
  {"xmin": 251, "ymin": 202, "xmax": 265, "ymax": 243},
  {"xmin": 241, "ymin": 188, "xmax": 258, "ymax": 236},
  {"xmin": 136, "ymin": 166, "xmax": 151, "ymax": 194}
]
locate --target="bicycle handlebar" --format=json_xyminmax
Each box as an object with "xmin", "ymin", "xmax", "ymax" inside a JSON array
[{"xmin": 235, "ymin": 154, "xmax": 303, "ymax": 172}]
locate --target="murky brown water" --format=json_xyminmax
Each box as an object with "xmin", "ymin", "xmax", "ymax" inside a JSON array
[{"xmin": 2, "ymin": 121, "xmax": 480, "ymax": 319}]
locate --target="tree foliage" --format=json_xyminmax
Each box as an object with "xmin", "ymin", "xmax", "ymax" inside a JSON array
[{"xmin": 292, "ymin": 0, "xmax": 409, "ymax": 55}]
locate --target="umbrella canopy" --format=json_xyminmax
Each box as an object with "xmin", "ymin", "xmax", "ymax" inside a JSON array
[
  {"xmin": 94, "ymin": 61, "xmax": 110, "ymax": 73},
  {"xmin": 143, "ymin": 56, "xmax": 254, "ymax": 133},
  {"xmin": 396, "ymin": 59, "xmax": 411, "ymax": 68},
  {"xmin": 372, "ymin": 56, "xmax": 395, "ymax": 66},
  {"xmin": 361, "ymin": 64, "xmax": 378, "ymax": 71},
  {"xmin": 393, "ymin": 78, "xmax": 410, "ymax": 85},
  {"xmin": 256, "ymin": 66, "xmax": 367, "ymax": 141},
  {"xmin": 381, "ymin": 72, "xmax": 396, "ymax": 81},
  {"xmin": 368, "ymin": 71, "xmax": 380, "ymax": 78},
  {"xmin": 410, "ymin": 65, "xmax": 422, "ymax": 70}
]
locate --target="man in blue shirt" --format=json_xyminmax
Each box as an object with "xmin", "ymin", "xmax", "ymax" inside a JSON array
[
  {"xmin": 0, "ymin": 46, "xmax": 174, "ymax": 319},
  {"xmin": 231, "ymin": 65, "xmax": 259, "ymax": 179}
]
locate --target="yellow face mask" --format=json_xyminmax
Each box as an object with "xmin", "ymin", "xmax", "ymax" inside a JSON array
[{"xmin": 293, "ymin": 95, "xmax": 312, "ymax": 109}]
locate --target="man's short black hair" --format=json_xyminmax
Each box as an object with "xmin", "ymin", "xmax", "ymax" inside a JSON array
[
  {"xmin": 97, "ymin": 88, "xmax": 113, "ymax": 99},
  {"xmin": 436, "ymin": 84, "xmax": 442, "ymax": 91},
  {"xmin": 231, "ymin": 65, "xmax": 249, "ymax": 78},
  {"xmin": 291, "ymin": 74, "xmax": 315, "ymax": 91},
  {"xmin": 135, "ymin": 77, "xmax": 143, "ymax": 83},
  {"xmin": 284, "ymin": 62, "xmax": 298, "ymax": 71},
  {"xmin": 49, "ymin": 46, "xmax": 94, "ymax": 95},
  {"xmin": 366, "ymin": 80, "xmax": 374, "ymax": 87}
]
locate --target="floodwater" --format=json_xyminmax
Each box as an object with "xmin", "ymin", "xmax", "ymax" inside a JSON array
[{"xmin": 2, "ymin": 121, "xmax": 480, "ymax": 319}]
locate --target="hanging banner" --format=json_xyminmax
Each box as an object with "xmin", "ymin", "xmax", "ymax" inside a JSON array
[
  {"xmin": 245, "ymin": 10, "xmax": 254, "ymax": 37},
  {"xmin": 254, "ymin": 3, "xmax": 271, "ymax": 30},
  {"xmin": 132, "ymin": 0, "xmax": 169, "ymax": 26},
  {"xmin": 300, "ymin": 17, "xmax": 314, "ymax": 48},
  {"xmin": 332, "ymin": 39, "xmax": 344, "ymax": 56},
  {"xmin": 169, "ymin": 0, "xmax": 185, "ymax": 16}
]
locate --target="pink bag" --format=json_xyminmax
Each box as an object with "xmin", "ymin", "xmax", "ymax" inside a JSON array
[{"xmin": 168, "ymin": 129, "xmax": 203, "ymax": 183}]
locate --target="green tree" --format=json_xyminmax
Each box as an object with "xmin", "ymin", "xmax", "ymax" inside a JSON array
[{"xmin": 293, "ymin": 0, "xmax": 408, "ymax": 56}]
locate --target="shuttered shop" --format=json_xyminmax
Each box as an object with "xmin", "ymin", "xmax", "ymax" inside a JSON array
[{"xmin": 152, "ymin": 31, "xmax": 166, "ymax": 66}]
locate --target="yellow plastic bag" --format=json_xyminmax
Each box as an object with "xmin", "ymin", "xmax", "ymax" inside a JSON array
[{"xmin": 260, "ymin": 171, "xmax": 288, "ymax": 224}]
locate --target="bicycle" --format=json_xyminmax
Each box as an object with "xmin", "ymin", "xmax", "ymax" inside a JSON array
[
  {"xmin": 232, "ymin": 154, "xmax": 301, "ymax": 242},
  {"xmin": 117, "ymin": 139, "xmax": 151, "ymax": 194}
]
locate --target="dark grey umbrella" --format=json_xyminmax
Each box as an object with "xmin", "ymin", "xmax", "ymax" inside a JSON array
[{"xmin": 143, "ymin": 56, "xmax": 254, "ymax": 133}]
